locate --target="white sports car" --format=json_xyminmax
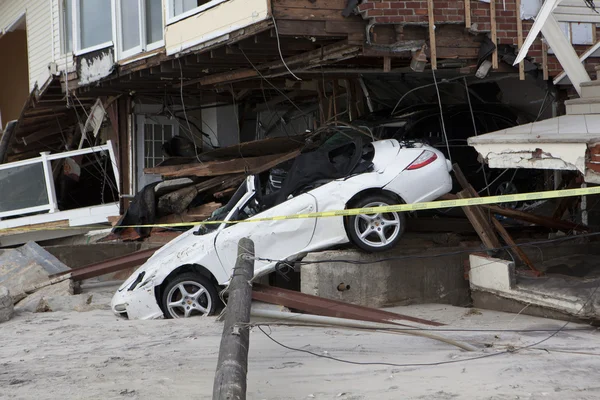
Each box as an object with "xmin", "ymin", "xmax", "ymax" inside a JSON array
[{"xmin": 111, "ymin": 138, "xmax": 453, "ymax": 320}]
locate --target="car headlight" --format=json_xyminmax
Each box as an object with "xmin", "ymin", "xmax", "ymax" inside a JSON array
[{"xmin": 114, "ymin": 303, "xmax": 127, "ymax": 312}]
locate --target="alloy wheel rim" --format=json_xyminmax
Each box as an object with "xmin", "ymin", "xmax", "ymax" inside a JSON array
[
  {"xmin": 354, "ymin": 202, "xmax": 401, "ymax": 248},
  {"xmin": 166, "ymin": 281, "xmax": 212, "ymax": 318}
]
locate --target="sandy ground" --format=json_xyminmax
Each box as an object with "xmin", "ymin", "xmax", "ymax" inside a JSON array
[{"xmin": 2, "ymin": 284, "xmax": 600, "ymax": 400}]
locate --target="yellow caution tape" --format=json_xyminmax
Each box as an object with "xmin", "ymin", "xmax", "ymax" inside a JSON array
[{"xmin": 2, "ymin": 186, "xmax": 598, "ymax": 234}]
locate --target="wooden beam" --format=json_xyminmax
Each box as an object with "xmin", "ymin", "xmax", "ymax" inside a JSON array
[
  {"xmin": 465, "ymin": 0, "xmax": 471, "ymax": 29},
  {"xmin": 457, "ymin": 190, "xmax": 502, "ymax": 249},
  {"xmin": 542, "ymin": 39, "xmax": 549, "ymax": 81},
  {"xmin": 427, "ymin": 0, "xmax": 437, "ymax": 70},
  {"xmin": 491, "ymin": 0, "xmax": 498, "ymax": 69},
  {"xmin": 147, "ymin": 151, "xmax": 300, "ymax": 178},
  {"xmin": 383, "ymin": 56, "xmax": 392, "ymax": 72},
  {"xmin": 491, "ymin": 217, "xmax": 540, "ymax": 276},
  {"xmin": 516, "ymin": 0, "xmax": 525, "ymax": 80},
  {"xmin": 176, "ymin": 42, "xmax": 358, "ymax": 88}
]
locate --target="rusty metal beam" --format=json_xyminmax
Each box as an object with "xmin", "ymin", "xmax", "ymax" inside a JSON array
[
  {"xmin": 252, "ymin": 284, "xmax": 443, "ymax": 327},
  {"xmin": 50, "ymin": 248, "xmax": 158, "ymax": 281}
]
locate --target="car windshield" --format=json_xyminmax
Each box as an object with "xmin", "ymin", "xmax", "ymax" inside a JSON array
[{"xmin": 194, "ymin": 181, "xmax": 248, "ymax": 236}]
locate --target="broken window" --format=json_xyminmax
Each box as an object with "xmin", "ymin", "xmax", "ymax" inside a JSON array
[
  {"xmin": 0, "ymin": 163, "xmax": 49, "ymax": 215},
  {"xmin": 167, "ymin": 0, "xmax": 227, "ymax": 24}
]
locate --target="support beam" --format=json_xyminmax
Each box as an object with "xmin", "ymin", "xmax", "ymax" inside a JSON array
[
  {"xmin": 465, "ymin": 0, "xmax": 471, "ymax": 28},
  {"xmin": 516, "ymin": 0, "xmax": 525, "ymax": 80},
  {"xmin": 427, "ymin": 0, "xmax": 437, "ymax": 70},
  {"xmin": 540, "ymin": 15, "xmax": 591, "ymax": 95},
  {"xmin": 491, "ymin": 0, "xmax": 498, "ymax": 69}
]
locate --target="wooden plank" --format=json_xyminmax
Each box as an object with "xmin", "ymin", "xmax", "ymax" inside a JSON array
[
  {"xmin": 492, "ymin": 217, "xmax": 541, "ymax": 275},
  {"xmin": 273, "ymin": 7, "xmax": 355, "ymax": 21},
  {"xmin": 457, "ymin": 190, "xmax": 502, "ymax": 249},
  {"xmin": 154, "ymin": 152, "xmax": 299, "ymax": 178},
  {"xmin": 427, "ymin": 0, "xmax": 437, "ymax": 70},
  {"xmin": 272, "ymin": 0, "xmax": 348, "ymax": 9},
  {"xmin": 484, "ymin": 204, "xmax": 588, "ymax": 232},
  {"xmin": 542, "ymin": 39, "xmax": 549, "ymax": 81},
  {"xmin": 465, "ymin": 0, "xmax": 471, "ymax": 28},
  {"xmin": 516, "ymin": 0, "xmax": 525, "ymax": 80},
  {"xmin": 491, "ymin": 0, "xmax": 498, "ymax": 69},
  {"xmin": 156, "ymin": 202, "xmax": 222, "ymax": 225},
  {"xmin": 383, "ymin": 56, "xmax": 392, "ymax": 73},
  {"xmin": 267, "ymin": 20, "xmax": 328, "ymax": 37}
]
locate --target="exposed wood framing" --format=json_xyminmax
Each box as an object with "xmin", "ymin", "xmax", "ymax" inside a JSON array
[
  {"xmin": 491, "ymin": 0, "xmax": 498, "ymax": 69},
  {"xmin": 383, "ymin": 56, "xmax": 391, "ymax": 73},
  {"xmin": 516, "ymin": 0, "xmax": 525, "ymax": 80},
  {"xmin": 427, "ymin": 0, "xmax": 437, "ymax": 70},
  {"xmin": 542, "ymin": 39, "xmax": 549, "ymax": 80},
  {"xmin": 465, "ymin": 0, "xmax": 471, "ymax": 28}
]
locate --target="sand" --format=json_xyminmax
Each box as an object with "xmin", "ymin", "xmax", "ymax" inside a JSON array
[{"xmin": 1, "ymin": 284, "xmax": 600, "ymax": 400}]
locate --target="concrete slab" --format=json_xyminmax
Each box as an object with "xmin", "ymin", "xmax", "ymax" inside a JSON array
[
  {"xmin": 0, "ymin": 242, "xmax": 70, "ymax": 302},
  {"xmin": 470, "ymin": 252, "xmax": 600, "ymax": 320},
  {"xmin": 301, "ymin": 246, "xmax": 471, "ymax": 308}
]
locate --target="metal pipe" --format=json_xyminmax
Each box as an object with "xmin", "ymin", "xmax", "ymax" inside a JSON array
[{"xmin": 251, "ymin": 308, "xmax": 477, "ymax": 352}]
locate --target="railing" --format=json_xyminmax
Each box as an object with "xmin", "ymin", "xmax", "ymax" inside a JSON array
[{"xmin": 0, "ymin": 141, "xmax": 119, "ymax": 219}]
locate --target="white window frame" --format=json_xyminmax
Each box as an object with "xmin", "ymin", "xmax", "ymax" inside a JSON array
[
  {"xmin": 166, "ymin": 0, "xmax": 228, "ymax": 25},
  {"xmin": 112, "ymin": 0, "xmax": 165, "ymax": 61},
  {"xmin": 72, "ymin": 0, "xmax": 114, "ymax": 56},
  {"xmin": 135, "ymin": 115, "xmax": 179, "ymax": 189},
  {"xmin": 59, "ymin": 0, "xmax": 73, "ymax": 55}
]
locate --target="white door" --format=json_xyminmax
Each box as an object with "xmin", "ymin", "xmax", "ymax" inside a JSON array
[
  {"xmin": 136, "ymin": 116, "xmax": 178, "ymax": 190},
  {"xmin": 214, "ymin": 191, "xmax": 318, "ymax": 274}
]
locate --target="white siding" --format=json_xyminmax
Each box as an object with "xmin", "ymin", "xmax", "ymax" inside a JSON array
[
  {"xmin": 555, "ymin": 0, "xmax": 600, "ymax": 23},
  {"xmin": 50, "ymin": 0, "xmax": 74, "ymax": 73},
  {"xmin": 0, "ymin": 0, "xmax": 53, "ymax": 92}
]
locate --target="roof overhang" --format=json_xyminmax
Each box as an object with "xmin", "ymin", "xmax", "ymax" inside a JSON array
[{"xmin": 467, "ymin": 114, "xmax": 600, "ymax": 184}]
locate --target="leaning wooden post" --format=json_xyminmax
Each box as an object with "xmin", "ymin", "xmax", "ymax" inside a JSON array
[{"xmin": 213, "ymin": 237, "xmax": 255, "ymax": 400}]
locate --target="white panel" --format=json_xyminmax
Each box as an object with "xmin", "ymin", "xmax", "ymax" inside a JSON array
[
  {"xmin": 521, "ymin": 0, "xmax": 541, "ymax": 20},
  {"xmin": 571, "ymin": 23, "xmax": 594, "ymax": 45},
  {"xmin": 165, "ymin": 0, "xmax": 269, "ymax": 55}
]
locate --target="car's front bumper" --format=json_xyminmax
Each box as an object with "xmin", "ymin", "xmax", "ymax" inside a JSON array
[{"xmin": 111, "ymin": 284, "xmax": 164, "ymax": 320}]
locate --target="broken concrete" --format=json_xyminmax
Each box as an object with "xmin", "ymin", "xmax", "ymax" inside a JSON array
[
  {"xmin": 301, "ymin": 246, "xmax": 471, "ymax": 308},
  {"xmin": 0, "ymin": 242, "xmax": 70, "ymax": 302},
  {"xmin": 469, "ymin": 253, "xmax": 600, "ymax": 320},
  {"xmin": 14, "ymin": 279, "xmax": 74, "ymax": 313},
  {"xmin": 0, "ymin": 286, "xmax": 14, "ymax": 323}
]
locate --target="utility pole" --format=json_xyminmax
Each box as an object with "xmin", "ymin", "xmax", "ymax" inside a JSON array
[{"xmin": 213, "ymin": 237, "xmax": 255, "ymax": 400}]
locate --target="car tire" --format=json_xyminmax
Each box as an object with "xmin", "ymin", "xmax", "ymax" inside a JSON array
[
  {"xmin": 345, "ymin": 193, "xmax": 406, "ymax": 253},
  {"xmin": 161, "ymin": 272, "xmax": 219, "ymax": 319}
]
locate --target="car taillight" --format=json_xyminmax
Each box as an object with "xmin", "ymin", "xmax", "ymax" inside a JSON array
[{"xmin": 407, "ymin": 150, "xmax": 438, "ymax": 170}]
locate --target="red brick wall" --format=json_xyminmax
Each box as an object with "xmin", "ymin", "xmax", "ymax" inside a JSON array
[{"xmin": 358, "ymin": 0, "xmax": 597, "ymax": 77}]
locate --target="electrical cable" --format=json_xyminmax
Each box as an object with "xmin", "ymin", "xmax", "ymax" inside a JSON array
[
  {"xmin": 256, "ymin": 282, "xmax": 600, "ymax": 369},
  {"xmin": 432, "ymin": 69, "xmax": 452, "ymax": 164},
  {"xmin": 271, "ymin": 15, "xmax": 302, "ymax": 81},
  {"xmin": 177, "ymin": 58, "xmax": 203, "ymax": 163}
]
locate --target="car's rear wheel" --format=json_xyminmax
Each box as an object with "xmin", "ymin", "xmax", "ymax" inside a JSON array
[
  {"xmin": 345, "ymin": 194, "xmax": 406, "ymax": 252},
  {"xmin": 161, "ymin": 272, "xmax": 218, "ymax": 319}
]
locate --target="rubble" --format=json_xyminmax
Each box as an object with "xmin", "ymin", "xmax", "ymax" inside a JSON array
[
  {"xmin": 0, "ymin": 286, "xmax": 13, "ymax": 323},
  {"xmin": 0, "ymin": 242, "xmax": 70, "ymax": 303}
]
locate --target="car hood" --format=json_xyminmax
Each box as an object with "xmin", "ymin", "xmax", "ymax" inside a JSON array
[{"xmin": 117, "ymin": 228, "xmax": 218, "ymax": 292}]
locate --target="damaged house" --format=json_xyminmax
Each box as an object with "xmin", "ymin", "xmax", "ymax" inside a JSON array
[{"xmin": 1, "ymin": 0, "xmax": 600, "ymax": 318}]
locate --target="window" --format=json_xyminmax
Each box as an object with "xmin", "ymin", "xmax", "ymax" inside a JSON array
[
  {"xmin": 115, "ymin": 0, "xmax": 164, "ymax": 60},
  {"xmin": 60, "ymin": 0, "xmax": 73, "ymax": 54},
  {"xmin": 73, "ymin": 0, "xmax": 113, "ymax": 54},
  {"xmin": 166, "ymin": 0, "xmax": 228, "ymax": 24},
  {"xmin": 143, "ymin": 123, "xmax": 176, "ymax": 169}
]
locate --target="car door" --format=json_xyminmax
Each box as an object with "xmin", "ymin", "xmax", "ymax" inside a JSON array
[{"xmin": 214, "ymin": 192, "xmax": 318, "ymax": 276}]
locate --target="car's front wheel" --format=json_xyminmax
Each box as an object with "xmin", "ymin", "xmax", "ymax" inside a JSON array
[
  {"xmin": 161, "ymin": 272, "xmax": 218, "ymax": 319},
  {"xmin": 345, "ymin": 194, "xmax": 406, "ymax": 252}
]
